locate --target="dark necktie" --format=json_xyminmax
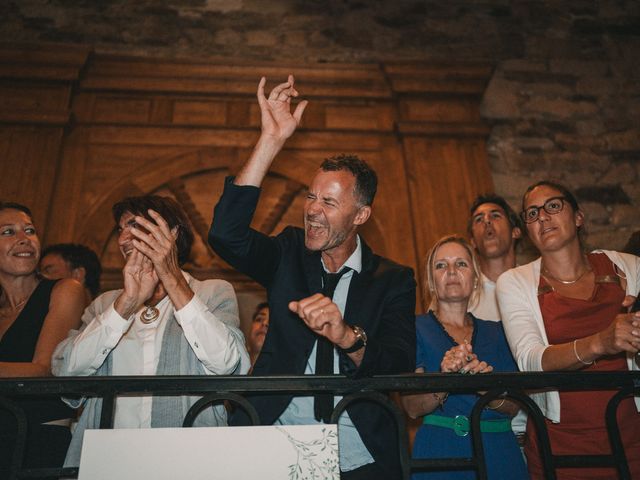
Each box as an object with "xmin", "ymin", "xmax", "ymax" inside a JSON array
[{"xmin": 314, "ymin": 267, "xmax": 350, "ymax": 423}]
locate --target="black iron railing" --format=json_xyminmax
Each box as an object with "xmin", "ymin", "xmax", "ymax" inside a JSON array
[{"xmin": 1, "ymin": 371, "xmax": 638, "ymax": 479}]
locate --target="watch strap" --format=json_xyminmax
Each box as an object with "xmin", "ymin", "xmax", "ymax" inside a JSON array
[{"xmin": 339, "ymin": 325, "xmax": 367, "ymax": 353}]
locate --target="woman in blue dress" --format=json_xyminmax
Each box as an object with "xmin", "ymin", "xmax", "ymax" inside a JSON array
[{"xmin": 402, "ymin": 235, "xmax": 528, "ymax": 479}]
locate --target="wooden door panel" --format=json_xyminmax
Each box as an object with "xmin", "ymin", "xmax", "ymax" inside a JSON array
[
  {"xmin": 1, "ymin": 45, "xmax": 494, "ymax": 311},
  {"xmin": 0, "ymin": 127, "xmax": 63, "ymax": 230},
  {"xmin": 404, "ymin": 137, "xmax": 493, "ymax": 308}
]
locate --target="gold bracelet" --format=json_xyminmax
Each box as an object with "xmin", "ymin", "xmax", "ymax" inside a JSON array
[
  {"xmin": 486, "ymin": 397, "xmax": 506, "ymax": 410},
  {"xmin": 573, "ymin": 339, "xmax": 595, "ymax": 365}
]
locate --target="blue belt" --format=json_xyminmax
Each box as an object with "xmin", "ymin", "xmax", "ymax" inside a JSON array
[{"xmin": 423, "ymin": 414, "xmax": 512, "ymax": 437}]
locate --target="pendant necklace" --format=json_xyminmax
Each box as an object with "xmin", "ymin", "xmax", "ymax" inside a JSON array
[
  {"xmin": 542, "ymin": 261, "xmax": 591, "ymax": 285},
  {"xmin": 437, "ymin": 312, "xmax": 473, "ymax": 346},
  {"xmin": 139, "ymin": 304, "xmax": 160, "ymax": 324},
  {"xmin": 13, "ymin": 297, "xmax": 28, "ymax": 310},
  {"xmin": 1, "ymin": 296, "xmax": 28, "ymax": 313}
]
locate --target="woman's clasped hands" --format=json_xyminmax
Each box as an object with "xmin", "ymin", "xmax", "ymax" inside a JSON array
[{"xmin": 441, "ymin": 343, "xmax": 494, "ymax": 375}]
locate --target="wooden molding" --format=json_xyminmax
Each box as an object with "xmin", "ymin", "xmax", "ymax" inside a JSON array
[
  {"xmin": 0, "ymin": 43, "xmax": 496, "ymax": 305},
  {"xmin": 397, "ymin": 121, "xmax": 491, "ymax": 137}
]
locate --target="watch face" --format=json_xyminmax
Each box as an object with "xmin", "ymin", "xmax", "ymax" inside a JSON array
[
  {"xmin": 340, "ymin": 325, "xmax": 366, "ymax": 353},
  {"xmin": 353, "ymin": 325, "xmax": 367, "ymax": 345}
]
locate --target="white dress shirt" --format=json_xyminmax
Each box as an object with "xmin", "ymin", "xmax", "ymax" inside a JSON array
[
  {"xmin": 275, "ymin": 235, "xmax": 374, "ymax": 471},
  {"xmin": 53, "ymin": 272, "xmax": 250, "ymax": 428}
]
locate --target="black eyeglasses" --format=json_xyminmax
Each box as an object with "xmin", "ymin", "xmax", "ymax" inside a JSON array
[{"xmin": 521, "ymin": 196, "xmax": 566, "ymax": 224}]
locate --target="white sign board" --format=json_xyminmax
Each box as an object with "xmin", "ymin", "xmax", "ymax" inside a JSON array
[{"xmin": 78, "ymin": 424, "xmax": 339, "ymax": 480}]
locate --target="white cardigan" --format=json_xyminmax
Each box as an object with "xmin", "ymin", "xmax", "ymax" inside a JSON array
[{"xmin": 496, "ymin": 249, "xmax": 640, "ymax": 423}]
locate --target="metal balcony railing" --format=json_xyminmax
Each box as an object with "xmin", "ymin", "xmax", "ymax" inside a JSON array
[{"xmin": 1, "ymin": 371, "xmax": 638, "ymax": 479}]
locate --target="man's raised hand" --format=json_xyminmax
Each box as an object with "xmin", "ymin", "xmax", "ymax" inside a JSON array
[{"xmin": 257, "ymin": 75, "xmax": 308, "ymax": 143}]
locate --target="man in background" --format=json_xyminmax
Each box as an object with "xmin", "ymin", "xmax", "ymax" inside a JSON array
[
  {"xmin": 467, "ymin": 194, "xmax": 521, "ymax": 321},
  {"xmin": 247, "ymin": 302, "xmax": 269, "ymax": 367},
  {"xmin": 467, "ymin": 193, "xmax": 527, "ymax": 450},
  {"xmin": 40, "ymin": 243, "xmax": 102, "ymax": 303}
]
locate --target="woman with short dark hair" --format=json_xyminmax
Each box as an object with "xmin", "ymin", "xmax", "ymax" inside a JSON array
[{"xmin": 53, "ymin": 195, "xmax": 250, "ymax": 467}]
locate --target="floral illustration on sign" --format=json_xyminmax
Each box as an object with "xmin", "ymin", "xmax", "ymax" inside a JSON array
[{"xmin": 276, "ymin": 426, "xmax": 339, "ymax": 480}]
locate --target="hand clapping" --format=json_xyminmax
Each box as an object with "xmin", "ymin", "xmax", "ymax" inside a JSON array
[
  {"xmin": 129, "ymin": 210, "xmax": 182, "ymax": 285},
  {"xmin": 115, "ymin": 246, "xmax": 159, "ymax": 319}
]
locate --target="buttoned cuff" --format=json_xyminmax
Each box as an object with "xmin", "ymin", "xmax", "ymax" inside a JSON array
[
  {"xmin": 173, "ymin": 293, "xmax": 205, "ymax": 325},
  {"xmin": 103, "ymin": 303, "xmax": 135, "ymax": 334}
]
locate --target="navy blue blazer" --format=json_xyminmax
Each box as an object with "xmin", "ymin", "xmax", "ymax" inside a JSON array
[{"xmin": 209, "ymin": 177, "xmax": 416, "ymax": 476}]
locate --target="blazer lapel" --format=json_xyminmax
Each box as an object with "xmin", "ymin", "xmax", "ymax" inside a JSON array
[
  {"xmin": 302, "ymin": 248, "xmax": 323, "ymax": 296},
  {"xmin": 343, "ymin": 239, "xmax": 377, "ymax": 328}
]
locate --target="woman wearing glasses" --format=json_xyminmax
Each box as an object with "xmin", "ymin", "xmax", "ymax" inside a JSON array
[{"xmin": 496, "ymin": 181, "xmax": 640, "ymax": 479}]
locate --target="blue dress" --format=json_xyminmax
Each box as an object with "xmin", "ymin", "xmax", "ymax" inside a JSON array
[{"xmin": 411, "ymin": 310, "xmax": 528, "ymax": 479}]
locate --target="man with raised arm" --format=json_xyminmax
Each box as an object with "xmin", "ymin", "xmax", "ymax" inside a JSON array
[{"xmin": 209, "ymin": 76, "xmax": 416, "ymax": 479}]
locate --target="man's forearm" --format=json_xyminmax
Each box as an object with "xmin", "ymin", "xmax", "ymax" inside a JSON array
[{"xmin": 234, "ymin": 135, "xmax": 286, "ymax": 187}]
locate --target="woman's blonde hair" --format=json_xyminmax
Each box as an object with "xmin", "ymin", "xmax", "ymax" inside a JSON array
[{"xmin": 424, "ymin": 234, "xmax": 482, "ymax": 312}]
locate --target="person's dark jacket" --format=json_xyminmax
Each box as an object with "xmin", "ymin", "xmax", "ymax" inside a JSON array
[{"xmin": 209, "ymin": 177, "xmax": 416, "ymax": 477}]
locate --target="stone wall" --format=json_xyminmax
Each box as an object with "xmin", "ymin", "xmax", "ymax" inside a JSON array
[{"xmin": 2, "ymin": 0, "xmax": 639, "ymax": 250}]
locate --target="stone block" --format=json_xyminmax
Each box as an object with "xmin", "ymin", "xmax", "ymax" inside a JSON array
[
  {"xmin": 551, "ymin": 151, "xmax": 611, "ymax": 174},
  {"xmin": 627, "ymin": 99, "xmax": 640, "ymax": 121},
  {"xmin": 526, "ymin": 36, "xmax": 588, "ymax": 60},
  {"xmin": 513, "ymin": 136, "xmax": 556, "ymax": 153},
  {"xmin": 560, "ymin": 170, "xmax": 595, "ymax": 189},
  {"xmin": 554, "ymin": 133, "xmax": 607, "ymax": 151},
  {"xmin": 611, "ymin": 204, "xmax": 637, "ymax": 227},
  {"xmin": 501, "ymin": 59, "xmax": 547, "ymax": 72},
  {"xmin": 283, "ymin": 30, "xmax": 307, "ymax": 46},
  {"xmin": 246, "ymin": 30, "xmax": 279, "ymax": 47},
  {"xmin": 486, "ymin": 137, "xmax": 519, "ymax": 173},
  {"xmin": 600, "ymin": 162, "xmax": 638, "ymax": 185},
  {"xmin": 599, "ymin": 107, "xmax": 633, "ymax": 133},
  {"xmin": 519, "ymin": 82, "xmax": 573, "ymax": 97},
  {"xmin": 504, "ymin": 70, "xmax": 577, "ymax": 86},
  {"xmin": 598, "ymin": 2, "xmax": 629, "ymax": 18},
  {"xmin": 576, "ymin": 76, "xmax": 616, "ymax": 96},
  {"xmin": 524, "ymin": 97, "xmax": 598, "ymax": 118},
  {"xmin": 575, "ymin": 118, "xmax": 606, "ymax": 136},
  {"xmin": 603, "ymin": 130, "xmax": 640, "ymax": 151},
  {"xmin": 480, "ymin": 73, "xmax": 520, "ymax": 120},
  {"xmin": 517, "ymin": 119, "xmax": 575, "ymax": 136},
  {"xmin": 553, "ymin": 154, "xmax": 616, "ymax": 187},
  {"xmin": 549, "ymin": 59, "xmax": 609, "ymax": 76},
  {"xmin": 580, "ymin": 201, "xmax": 609, "ymax": 225},
  {"xmin": 214, "ymin": 28, "xmax": 242, "ymax": 45},
  {"xmin": 622, "ymin": 182, "xmax": 640, "ymax": 205},
  {"xmin": 585, "ymin": 230, "xmax": 625, "ymax": 251},
  {"xmin": 491, "ymin": 172, "xmax": 542, "ymax": 200},
  {"xmin": 575, "ymin": 184, "xmax": 630, "ymax": 205}
]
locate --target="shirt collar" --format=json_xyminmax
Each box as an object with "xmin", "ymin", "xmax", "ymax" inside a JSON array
[{"xmin": 321, "ymin": 235, "xmax": 363, "ymax": 274}]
